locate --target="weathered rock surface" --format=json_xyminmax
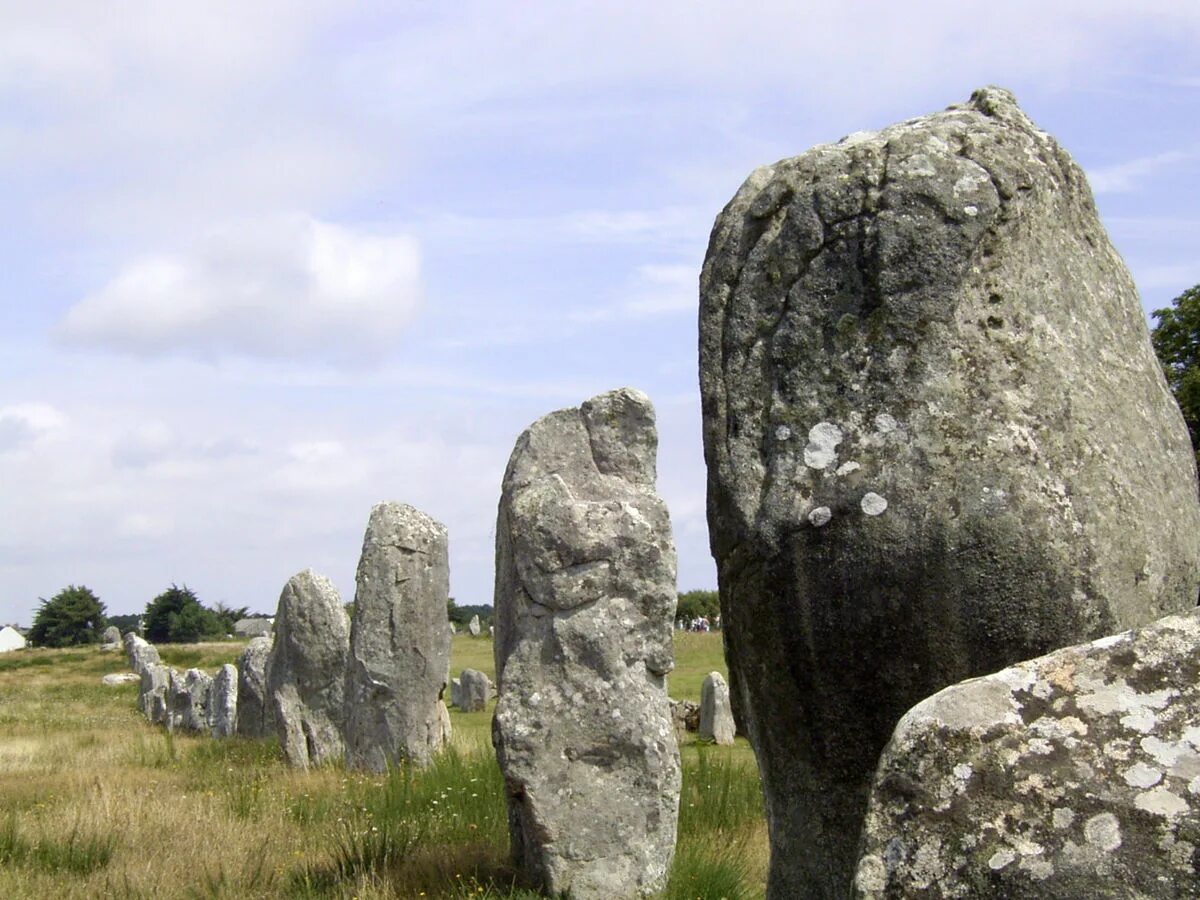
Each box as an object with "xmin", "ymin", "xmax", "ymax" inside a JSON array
[
  {"xmin": 468, "ymin": 614, "xmax": 481, "ymax": 637},
  {"xmin": 236, "ymin": 636, "xmax": 274, "ymax": 738},
  {"xmin": 101, "ymin": 672, "xmax": 138, "ymax": 686},
  {"xmin": 168, "ymin": 668, "xmax": 212, "ymax": 732},
  {"xmin": 210, "ymin": 664, "xmax": 238, "ymax": 738},
  {"xmin": 345, "ymin": 502, "xmax": 452, "ymax": 771},
  {"xmin": 669, "ymin": 699, "xmax": 700, "ymax": 734},
  {"xmin": 266, "ymin": 569, "xmax": 350, "ymax": 768},
  {"xmin": 493, "ymin": 387, "xmax": 681, "ymax": 899},
  {"xmin": 457, "ymin": 668, "xmax": 491, "ymax": 713},
  {"xmin": 139, "ymin": 663, "xmax": 171, "ymax": 724},
  {"xmin": 699, "ymin": 86, "xmax": 1200, "ymax": 897},
  {"xmin": 124, "ymin": 633, "xmax": 160, "ymax": 675},
  {"xmin": 856, "ymin": 609, "xmax": 1200, "ymax": 899},
  {"xmin": 699, "ymin": 671, "xmax": 735, "ymax": 745},
  {"xmin": 234, "ymin": 618, "xmax": 273, "ymax": 638}
]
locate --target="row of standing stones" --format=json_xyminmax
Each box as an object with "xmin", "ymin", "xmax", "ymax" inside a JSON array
[{"xmin": 113, "ymin": 86, "xmax": 1200, "ymax": 897}]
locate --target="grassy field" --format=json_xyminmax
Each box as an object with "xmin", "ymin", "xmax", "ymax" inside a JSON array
[{"xmin": 0, "ymin": 632, "xmax": 766, "ymax": 899}]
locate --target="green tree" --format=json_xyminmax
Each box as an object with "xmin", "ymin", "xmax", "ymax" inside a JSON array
[
  {"xmin": 676, "ymin": 589, "xmax": 720, "ymax": 624},
  {"xmin": 1152, "ymin": 284, "xmax": 1200, "ymax": 463},
  {"xmin": 28, "ymin": 585, "xmax": 107, "ymax": 647},
  {"xmin": 143, "ymin": 584, "xmax": 223, "ymax": 643}
]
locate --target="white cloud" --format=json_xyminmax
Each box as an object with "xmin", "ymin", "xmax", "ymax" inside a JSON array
[
  {"xmin": 572, "ymin": 263, "xmax": 698, "ymax": 323},
  {"xmin": 1087, "ymin": 150, "xmax": 1193, "ymax": 194},
  {"xmin": 0, "ymin": 403, "xmax": 67, "ymax": 453},
  {"xmin": 58, "ymin": 215, "xmax": 423, "ymax": 362}
]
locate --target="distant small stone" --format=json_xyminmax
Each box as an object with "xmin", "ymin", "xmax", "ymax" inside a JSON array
[
  {"xmin": 210, "ymin": 664, "xmax": 238, "ymax": 738},
  {"xmin": 468, "ymin": 614, "xmax": 481, "ymax": 637},
  {"xmin": 101, "ymin": 672, "xmax": 138, "ymax": 686},
  {"xmin": 699, "ymin": 672, "xmax": 736, "ymax": 745},
  {"xmin": 458, "ymin": 668, "xmax": 491, "ymax": 713}
]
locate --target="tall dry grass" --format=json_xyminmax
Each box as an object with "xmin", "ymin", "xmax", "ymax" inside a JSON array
[{"xmin": 0, "ymin": 633, "xmax": 766, "ymax": 898}]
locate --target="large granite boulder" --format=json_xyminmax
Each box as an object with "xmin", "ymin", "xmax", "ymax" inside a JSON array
[
  {"xmin": 266, "ymin": 569, "xmax": 350, "ymax": 768},
  {"xmin": 457, "ymin": 668, "xmax": 491, "ymax": 713},
  {"xmin": 236, "ymin": 636, "xmax": 274, "ymax": 738},
  {"xmin": 698, "ymin": 86, "xmax": 1200, "ymax": 897},
  {"xmin": 856, "ymin": 610, "xmax": 1200, "ymax": 898},
  {"xmin": 493, "ymin": 387, "xmax": 681, "ymax": 899},
  {"xmin": 699, "ymin": 671, "xmax": 735, "ymax": 745},
  {"xmin": 210, "ymin": 663, "xmax": 238, "ymax": 738},
  {"xmin": 344, "ymin": 502, "xmax": 452, "ymax": 771}
]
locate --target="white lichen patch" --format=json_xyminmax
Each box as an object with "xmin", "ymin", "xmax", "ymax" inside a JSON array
[
  {"xmin": 1083, "ymin": 812, "xmax": 1122, "ymax": 851},
  {"xmin": 874, "ymin": 413, "xmax": 898, "ymax": 435},
  {"xmin": 1135, "ymin": 786, "xmax": 1189, "ymax": 819},
  {"xmin": 1052, "ymin": 808, "xmax": 1075, "ymax": 830},
  {"xmin": 1123, "ymin": 762, "xmax": 1164, "ymax": 789},
  {"xmin": 775, "ymin": 425, "xmax": 792, "ymax": 441},
  {"xmin": 804, "ymin": 422, "xmax": 843, "ymax": 470},
  {"xmin": 1120, "ymin": 710, "xmax": 1158, "ymax": 733},
  {"xmin": 808, "ymin": 506, "xmax": 832, "ymax": 527},
  {"xmin": 836, "ymin": 461, "xmax": 861, "ymax": 476},
  {"xmin": 988, "ymin": 848, "xmax": 1016, "ymax": 870},
  {"xmin": 861, "ymin": 492, "xmax": 888, "ymax": 516}
]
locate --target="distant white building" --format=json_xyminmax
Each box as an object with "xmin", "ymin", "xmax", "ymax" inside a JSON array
[{"xmin": 0, "ymin": 625, "xmax": 28, "ymax": 653}]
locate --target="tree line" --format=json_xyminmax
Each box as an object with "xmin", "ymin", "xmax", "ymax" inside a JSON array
[{"xmin": 26, "ymin": 584, "xmax": 260, "ymax": 648}]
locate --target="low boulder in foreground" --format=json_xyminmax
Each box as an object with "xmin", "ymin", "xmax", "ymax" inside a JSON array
[{"xmin": 855, "ymin": 609, "xmax": 1200, "ymax": 899}]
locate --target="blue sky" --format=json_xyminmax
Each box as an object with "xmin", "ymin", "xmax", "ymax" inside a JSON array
[{"xmin": 2, "ymin": 1, "xmax": 1198, "ymax": 624}]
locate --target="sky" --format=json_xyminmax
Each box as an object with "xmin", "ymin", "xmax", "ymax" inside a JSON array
[{"xmin": 2, "ymin": 1, "xmax": 1199, "ymax": 624}]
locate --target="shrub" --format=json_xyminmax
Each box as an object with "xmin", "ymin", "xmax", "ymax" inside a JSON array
[
  {"xmin": 28, "ymin": 585, "xmax": 107, "ymax": 648},
  {"xmin": 144, "ymin": 585, "xmax": 223, "ymax": 643}
]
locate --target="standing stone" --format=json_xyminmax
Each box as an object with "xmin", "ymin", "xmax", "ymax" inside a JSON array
[
  {"xmin": 210, "ymin": 664, "xmax": 238, "ymax": 738},
  {"xmin": 699, "ymin": 672, "xmax": 735, "ymax": 745},
  {"xmin": 494, "ymin": 387, "xmax": 681, "ymax": 899},
  {"xmin": 468, "ymin": 615, "xmax": 481, "ymax": 637},
  {"xmin": 140, "ymin": 663, "xmax": 171, "ymax": 724},
  {"xmin": 101, "ymin": 625, "xmax": 121, "ymax": 647},
  {"xmin": 124, "ymin": 633, "xmax": 160, "ymax": 675},
  {"xmin": 458, "ymin": 668, "xmax": 491, "ymax": 713},
  {"xmin": 699, "ymin": 87, "xmax": 1200, "ymax": 898},
  {"xmin": 168, "ymin": 668, "xmax": 211, "ymax": 732},
  {"xmin": 450, "ymin": 677, "xmax": 463, "ymax": 710},
  {"xmin": 266, "ymin": 569, "xmax": 350, "ymax": 768},
  {"xmin": 236, "ymin": 636, "xmax": 274, "ymax": 739},
  {"xmin": 344, "ymin": 503, "xmax": 452, "ymax": 771},
  {"xmin": 856, "ymin": 610, "xmax": 1200, "ymax": 898}
]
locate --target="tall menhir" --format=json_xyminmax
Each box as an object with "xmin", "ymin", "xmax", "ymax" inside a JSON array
[{"xmin": 698, "ymin": 87, "xmax": 1200, "ymax": 898}]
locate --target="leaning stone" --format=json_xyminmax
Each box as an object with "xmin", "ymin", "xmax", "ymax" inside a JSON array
[
  {"xmin": 494, "ymin": 387, "xmax": 681, "ymax": 899},
  {"xmin": 468, "ymin": 614, "xmax": 481, "ymax": 636},
  {"xmin": 266, "ymin": 569, "xmax": 350, "ymax": 768},
  {"xmin": 101, "ymin": 672, "xmax": 138, "ymax": 686},
  {"xmin": 344, "ymin": 502, "xmax": 452, "ymax": 771},
  {"xmin": 236, "ymin": 636, "xmax": 274, "ymax": 738},
  {"xmin": 699, "ymin": 86, "xmax": 1200, "ymax": 897},
  {"xmin": 457, "ymin": 668, "xmax": 491, "ymax": 712},
  {"xmin": 856, "ymin": 609, "xmax": 1200, "ymax": 898},
  {"xmin": 210, "ymin": 664, "xmax": 238, "ymax": 738},
  {"xmin": 699, "ymin": 672, "xmax": 735, "ymax": 745},
  {"xmin": 437, "ymin": 699, "xmax": 452, "ymax": 745},
  {"xmin": 124, "ymin": 633, "xmax": 161, "ymax": 676}
]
